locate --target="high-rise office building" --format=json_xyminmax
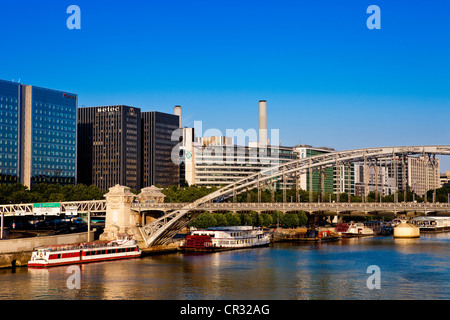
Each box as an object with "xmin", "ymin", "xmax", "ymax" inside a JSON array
[
  {"xmin": 0, "ymin": 79, "xmax": 77, "ymax": 188},
  {"xmin": 0, "ymin": 80, "xmax": 20, "ymax": 184},
  {"xmin": 141, "ymin": 111, "xmax": 179, "ymax": 188},
  {"xmin": 78, "ymin": 106, "xmax": 179, "ymax": 191},
  {"xmin": 78, "ymin": 105, "xmax": 141, "ymax": 191}
]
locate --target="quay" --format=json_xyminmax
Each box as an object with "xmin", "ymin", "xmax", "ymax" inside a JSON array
[
  {"xmin": 0, "ymin": 231, "xmax": 95, "ymax": 269},
  {"xmin": 0, "ymin": 231, "xmax": 182, "ymax": 269}
]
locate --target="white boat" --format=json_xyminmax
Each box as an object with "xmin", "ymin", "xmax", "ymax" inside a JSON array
[
  {"xmin": 336, "ymin": 222, "xmax": 374, "ymax": 237},
  {"xmin": 180, "ymin": 226, "xmax": 270, "ymax": 252},
  {"xmin": 27, "ymin": 234, "xmax": 141, "ymax": 268},
  {"xmin": 411, "ymin": 216, "xmax": 450, "ymax": 232}
]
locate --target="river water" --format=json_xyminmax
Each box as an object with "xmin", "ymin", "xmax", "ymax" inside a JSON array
[{"xmin": 0, "ymin": 233, "xmax": 449, "ymax": 300}]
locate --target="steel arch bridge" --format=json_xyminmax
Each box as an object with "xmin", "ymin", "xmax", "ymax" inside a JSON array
[{"xmin": 139, "ymin": 145, "xmax": 450, "ymax": 246}]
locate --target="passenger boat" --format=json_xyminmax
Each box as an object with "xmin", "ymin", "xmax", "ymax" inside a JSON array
[
  {"xmin": 411, "ymin": 216, "xmax": 450, "ymax": 232},
  {"xmin": 180, "ymin": 226, "xmax": 270, "ymax": 252},
  {"xmin": 335, "ymin": 222, "xmax": 373, "ymax": 237},
  {"xmin": 27, "ymin": 234, "xmax": 141, "ymax": 268}
]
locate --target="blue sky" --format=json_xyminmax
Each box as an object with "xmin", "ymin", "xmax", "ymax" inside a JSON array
[{"xmin": 1, "ymin": 0, "xmax": 449, "ymax": 168}]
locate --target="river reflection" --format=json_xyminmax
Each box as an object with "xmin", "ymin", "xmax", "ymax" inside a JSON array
[{"xmin": 0, "ymin": 233, "xmax": 449, "ymax": 300}]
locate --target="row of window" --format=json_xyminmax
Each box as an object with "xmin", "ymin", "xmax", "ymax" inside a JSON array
[
  {"xmin": 0, "ymin": 118, "xmax": 17, "ymax": 125},
  {"xmin": 0, "ymin": 168, "xmax": 17, "ymax": 174},
  {"xmin": 34, "ymin": 110, "xmax": 76, "ymax": 120},
  {"xmin": 0, "ymin": 97, "xmax": 18, "ymax": 103},
  {"xmin": 32, "ymin": 170, "xmax": 75, "ymax": 177},
  {"xmin": 33, "ymin": 123, "xmax": 76, "ymax": 133},
  {"xmin": 0, "ymin": 140, "xmax": 17, "ymax": 145},
  {"xmin": 33, "ymin": 151, "xmax": 76, "ymax": 158},
  {"xmin": 34, "ymin": 102, "xmax": 76, "ymax": 114},
  {"xmin": 33, "ymin": 143, "xmax": 75, "ymax": 151},
  {"xmin": 84, "ymin": 247, "xmax": 137, "ymax": 256}
]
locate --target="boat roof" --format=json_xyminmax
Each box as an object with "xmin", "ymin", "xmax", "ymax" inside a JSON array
[
  {"xmin": 206, "ymin": 226, "xmax": 256, "ymax": 231},
  {"xmin": 413, "ymin": 216, "xmax": 450, "ymax": 221},
  {"xmin": 35, "ymin": 240, "xmax": 111, "ymax": 251}
]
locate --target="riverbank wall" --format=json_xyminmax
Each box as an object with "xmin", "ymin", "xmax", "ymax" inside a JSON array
[{"xmin": 0, "ymin": 231, "xmax": 95, "ymax": 269}]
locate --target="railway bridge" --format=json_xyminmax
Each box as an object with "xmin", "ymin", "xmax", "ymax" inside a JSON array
[
  {"xmin": 138, "ymin": 145, "xmax": 450, "ymax": 247},
  {"xmin": 1, "ymin": 145, "xmax": 450, "ymax": 248}
]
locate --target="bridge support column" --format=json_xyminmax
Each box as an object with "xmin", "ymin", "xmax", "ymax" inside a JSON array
[{"xmin": 100, "ymin": 185, "xmax": 141, "ymax": 241}]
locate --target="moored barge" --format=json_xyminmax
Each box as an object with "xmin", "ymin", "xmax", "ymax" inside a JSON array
[
  {"xmin": 180, "ymin": 226, "xmax": 270, "ymax": 252},
  {"xmin": 27, "ymin": 234, "xmax": 141, "ymax": 268}
]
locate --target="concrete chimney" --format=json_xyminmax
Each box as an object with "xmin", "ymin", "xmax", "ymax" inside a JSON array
[
  {"xmin": 258, "ymin": 100, "xmax": 267, "ymax": 147},
  {"xmin": 174, "ymin": 105, "xmax": 182, "ymax": 128}
]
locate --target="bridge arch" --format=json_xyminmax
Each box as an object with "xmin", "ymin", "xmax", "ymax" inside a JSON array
[{"xmin": 140, "ymin": 145, "xmax": 450, "ymax": 246}]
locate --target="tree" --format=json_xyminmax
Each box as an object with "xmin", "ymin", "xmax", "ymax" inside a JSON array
[
  {"xmin": 259, "ymin": 213, "xmax": 273, "ymax": 227},
  {"xmin": 241, "ymin": 213, "xmax": 253, "ymax": 226},
  {"xmin": 190, "ymin": 212, "xmax": 216, "ymax": 229},
  {"xmin": 225, "ymin": 212, "xmax": 241, "ymax": 226},
  {"xmin": 298, "ymin": 211, "xmax": 308, "ymax": 226},
  {"xmin": 213, "ymin": 213, "xmax": 228, "ymax": 227},
  {"xmin": 282, "ymin": 213, "xmax": 300, "ymax": 228}
]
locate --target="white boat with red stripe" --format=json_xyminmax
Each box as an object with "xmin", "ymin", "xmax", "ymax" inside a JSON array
[{"xmin": 27, "ymin": 234, "xmax": 141, "ymax": 268}]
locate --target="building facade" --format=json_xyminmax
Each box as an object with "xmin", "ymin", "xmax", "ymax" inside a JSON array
[
  {"xmin": 141, "ymin": 111, "xmax": 179, "ymax": 188},
  {"xmin": 181, "ymin": 135, "xmax": 297, "ymax": 188},
  {"xmin": 353, "ymin": 155, "xmax": 440, "ymax": 198},
  {"xmin": 78, "ymin": 106, "xmax": 180, "ymax": 191},
  {"xmin": 407, "ymin": 155, "xmax": 440, "ymax": 196},
  {"xmin": 0, "ymin": 80, "xmax": 20, "ymax": 185},
  {"xmin": 78, "ymin": 105, "xmax": 141, "ymax": 191},
  {"xmin": 0, "ymin": 79, "xmax": 77, "ymax": 188},
  {"xmin": 293, "ymin": 145, "xmax": 336, "ymax": 194}
]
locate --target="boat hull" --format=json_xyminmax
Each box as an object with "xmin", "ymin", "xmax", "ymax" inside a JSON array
[
  {"xmin": 27, "ymin": 236, "xmax": 142, "ymax": 268},
  {"xmin": 180, "ymin": 241, "xmax": 270, "ymax": 252},
  {"xmin": 27, "ymin": 252, "xmax": 141, "ymax": 268}
]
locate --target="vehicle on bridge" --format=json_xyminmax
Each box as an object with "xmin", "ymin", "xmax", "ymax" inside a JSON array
[
  {"xmin": 180, "ymin": 226, "xmax": 270, "ymax": 252},
  {"xmin": 27, "ymin": 234, "xmax": 141, "ymax": 268}
]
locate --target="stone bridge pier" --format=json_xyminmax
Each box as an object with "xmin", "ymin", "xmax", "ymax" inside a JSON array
[
  {"xmin": 99, "ymin": 185, "xmax": 142, "ymax": 242},
  {"xmin": 99, "ymin": 185, "xmax": 167, "ymax": 248}
]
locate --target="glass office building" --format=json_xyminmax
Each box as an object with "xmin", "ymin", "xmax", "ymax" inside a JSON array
[
  {"xmin": 141, "ymin": 111, "xmax": 180, "ymax": 188},
  {"xmin": 0, "ymin": 79, "xmax": 77, "ymax": 187},
  {"xmin": 0, "ymin": 80, "xmax": 20, "ymax": 184},
  {"xmin": 26, "ymin": 86, "xmax": 77, "ymax": 186}
]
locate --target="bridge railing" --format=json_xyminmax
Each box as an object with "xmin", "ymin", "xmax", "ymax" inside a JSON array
[
  {"xmin": 0, "ymin": 200, "xmax": 106, "ymax": 216},
  {"xmin": 133, "ymin": 201, "xmax": 450, "ymax": 212}
]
